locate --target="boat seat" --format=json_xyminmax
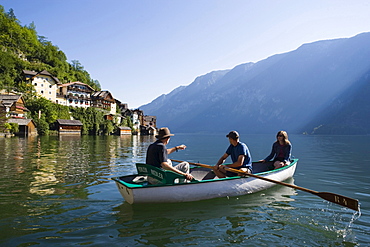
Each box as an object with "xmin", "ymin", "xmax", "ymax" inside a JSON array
[
  {"xmin": 252, "ymin": 161, "xmax": 274, "ymax": 173},
  {"xmin": 135, "ymin": 163, "xmax": 185, "ymax": 185}
]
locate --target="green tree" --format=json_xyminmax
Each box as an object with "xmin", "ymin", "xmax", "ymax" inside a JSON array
[
  {"xmin": 0, "ymin": 5, "xmax": 116, "ymax": 136},
  {"xmin": 6, "ymin": 8, "xmax": 17, "ymax": 22},
  {"xmin": 26, "ymin": 97, "xmax": 57, "ymax": 124},
  {"xmin": 54, "ymin": 104, "xmax": 71, "ymax": 120},
  {"xmin": 122, "ymin": 116, "xmax": 133, "ymax": 129},
  {"xmin": 24, "ymin": 97, "xmax": 76, "ymax": 135},
  {"xmin": 0, "ymin": 5, "xmax": 101, "ymax": 90},
  {"xmin": 70, "ymin": 107, "xmax": 107, "ymax": 135},
  {"xmin": 102, "ymin": 119, "xmax": 115, "ymax": 135},
  {"xmin": 4, "ymin": 122, "xmax": 19, "ymax": 133},
  {"xmin": 33, "ymin": 116, "xmax": 49, "ymax": 135}
]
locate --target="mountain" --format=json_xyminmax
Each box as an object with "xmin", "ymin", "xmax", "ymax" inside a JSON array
[
  {"xmin": 302, "ymin": 68, "xmax": 370, "ymax": 135},
  {"xmin": 141, "ymin": 32, "xmax": 370, "ymax": 135}
]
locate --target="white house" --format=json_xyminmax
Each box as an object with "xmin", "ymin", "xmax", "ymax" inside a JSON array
[{"xmin": 23, "ymin": 70, "xmax": 61, "ymax": 103}]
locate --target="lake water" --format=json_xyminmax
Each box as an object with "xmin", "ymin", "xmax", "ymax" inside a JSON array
[{"xmin": 0, "ymin": 133, "xmax": 369, "ymax": 246}]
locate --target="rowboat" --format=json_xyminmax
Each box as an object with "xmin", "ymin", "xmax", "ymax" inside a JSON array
[{"xmin": 112, "ymin": 159, "xmax": 298, "ymax": 204}]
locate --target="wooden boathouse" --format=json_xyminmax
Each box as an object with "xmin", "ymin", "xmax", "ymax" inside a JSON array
[
  {"xmin": 118, "ymin": 126, "xmax": 132, "ymax": 135},
  {"xmin": 7, "ymin": 118, "xmax": 38, "ymax": 136},
  {"xmin": 56, "ymin": 119, "xmax": 83, "ymax": 135}
]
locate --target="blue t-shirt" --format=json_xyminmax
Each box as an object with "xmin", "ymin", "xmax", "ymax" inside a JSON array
[{"xmin": 226, "ymin": 142, "xmax": 252, "ymax": 169}]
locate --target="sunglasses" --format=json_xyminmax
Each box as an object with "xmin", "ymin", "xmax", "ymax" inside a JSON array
[{"xmin": 277, "ymin": 135, "xmax": 284, "ymax": 137}]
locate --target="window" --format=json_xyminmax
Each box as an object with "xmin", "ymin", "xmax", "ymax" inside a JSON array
[
  {"xmin": 41, "ymin": 90, "xmax": 44, "ymax": 94},
  {"xmin": 34, "ymin": 83, "xmax": 37, "ymax": 86}
]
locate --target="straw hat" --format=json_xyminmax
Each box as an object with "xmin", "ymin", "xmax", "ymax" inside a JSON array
[{"xmin": 156, "ymin": 127, "xmax": 174, "ymax": 139}]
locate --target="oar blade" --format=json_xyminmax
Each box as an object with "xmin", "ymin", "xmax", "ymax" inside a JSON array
[{"xmin": 316, "ymin": 192, "xmax": 359, "ymax": 211}]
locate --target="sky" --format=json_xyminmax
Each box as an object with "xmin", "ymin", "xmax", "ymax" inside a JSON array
[{"xmin": 2, "ymin": 0, "xmax": 370, "ymax": 108}]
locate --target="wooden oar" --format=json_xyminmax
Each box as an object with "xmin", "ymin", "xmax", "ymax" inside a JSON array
[{"xmin": 171, "ymin": 159, "xmax": 359, "ymax": 211}]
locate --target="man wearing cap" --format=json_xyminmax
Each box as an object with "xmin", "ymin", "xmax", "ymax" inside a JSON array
[
  {"xmin": 146, "ymin": 127, "xmax": 194, "ymax": 183},
  {"xmin": 213, "ymin": 131, "xmax": 252, "ymax": 178}
]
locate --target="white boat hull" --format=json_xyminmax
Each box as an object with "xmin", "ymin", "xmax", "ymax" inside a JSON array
[{"xmin": 113, "ymin": 160, "xmax": 297, "ymax": 204}]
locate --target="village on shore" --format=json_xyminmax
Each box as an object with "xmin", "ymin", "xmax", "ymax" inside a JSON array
[{"xmin": 0, "ymin": 69, "xmax": 157, "ymax": 137}]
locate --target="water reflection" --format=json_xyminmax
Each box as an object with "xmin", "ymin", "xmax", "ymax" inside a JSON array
[
  {"xmin": 0, "ymin": 134, "xmax": 368, "ymax": 246},
  {"xmin": 115, "ymin": 178, "xmax": 297, "ymax": 220},
  {"xmin": 111, "ymin": 174, "xmax": 360, "ymax": 245},
  {"xmin": 113, "ymin": 179, "xmax": 298, "ymax": 245},
  {"xmin": 0, "ymin": 135, "xmax": 156, "ymax": 201}
]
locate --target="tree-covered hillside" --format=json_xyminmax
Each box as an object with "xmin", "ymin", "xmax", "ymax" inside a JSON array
[
  {"xmin": 0, "ymin": 6, "xmax": 101, "ymax": 92},
  {"xmin": 0, "ymin": 6, "xmax": 130, "ymax": 136}
]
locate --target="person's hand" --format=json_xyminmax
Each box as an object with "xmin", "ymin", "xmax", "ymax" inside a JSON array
[
  {"xmin": 185, "ymin": 173, "xmax": 194, "ymax": 180},
  {"xmin": 213, "ymin": 164, "xmax": 222, "ymax": 171},
  {"xmin": 260, "ymin": 159, "xmax": 266, "ymax": 163},
  {"xmin": 177, "ymin": 144, "xmax": 186, "ymax": 150},
  {"xmin": 219, "ymin": 165, "xmax": 227, "ymax": 172}
]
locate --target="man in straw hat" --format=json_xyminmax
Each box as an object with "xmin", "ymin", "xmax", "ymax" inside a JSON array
[
  {"xmin": 213, "ymin": 130, "xmax": 252, "ymax": 178},
  {"xmin": 146, "ymin": 127, "xmax": 194, "ymax": 183}
]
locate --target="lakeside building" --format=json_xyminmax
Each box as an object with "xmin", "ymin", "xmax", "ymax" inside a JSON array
[
  {"xmin": 7, "ymin": 118, "xmax": 37, "ymax": 136},
  {"xmin": 23, "ymin": 70, "xmax": 61, "ymax": 103},
  {"xmin": 128, "ymin": 109, "xmax": 144, "ymax": 134},
  {"xmin": 141, "ymin": 115, "xmax": 157, "ymax": 135},
  {"xmin": 0, "ymin": 94, "xmax": 29, "ymax": 119},
  {"xmin": 16, "ymin": 70, "xmax": 156, "ymax": 135},
  {"xmin": 91, "ymin": 90, "xmax": 117, "ymax": 115},
  {"xmin": 23, "ymin": 70, "xmax": 119, "ymax": 115},
  {"xmin": 118, "ymin": 126, "xmax": 132, "ymax": 135},
  {"xmin": 57, "ymin": 81, "xmax": 95, "ymax": 108},
  {"xmin": 0, "ymin": 94, "xmax": 36, "ymax": 136},
  {"xmin": 56, "ymin": 119, "xmax": 83, "ymax": 135},
  {"xmin": 115, "ymin": 99, "xmax": 129, "ymax": 113},
  {"xmin": 143, "ymin": 115, "xmax": 156, "ymax": 128}
]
